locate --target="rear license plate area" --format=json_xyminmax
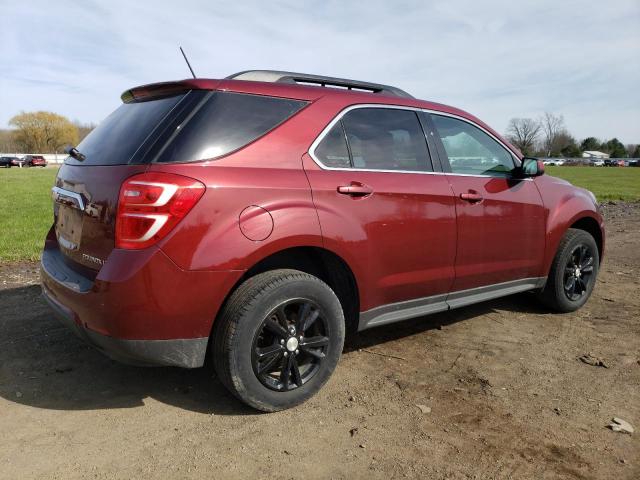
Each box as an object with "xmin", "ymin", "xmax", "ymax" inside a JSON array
[{"xmin": 56, "ymin": 204, "xmax": 84, "ymax": 249}]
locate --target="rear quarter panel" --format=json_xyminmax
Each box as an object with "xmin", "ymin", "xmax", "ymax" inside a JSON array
[{"xmin": 149, "ymin": 101, "xmax": 328, "ymax": 272}]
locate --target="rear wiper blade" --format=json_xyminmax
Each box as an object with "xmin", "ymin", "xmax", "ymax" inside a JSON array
[{"xmin": 65, "ymin": 145, "xmax": 86, "ymax": 162}]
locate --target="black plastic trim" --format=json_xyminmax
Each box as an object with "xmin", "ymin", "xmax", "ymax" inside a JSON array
[
  {"xmin": 418, "ymin": 112, "xmax": 446, "ymax": 173},
  {"xmin": 41, "ymin": 247, "xmax": 94, "ymax": 293},
  {"xmin": 358, "ymin": 277, "xmax": 547, "ymax": 331}
]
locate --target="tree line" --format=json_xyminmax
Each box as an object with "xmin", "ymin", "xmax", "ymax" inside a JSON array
[
  {"xmin": 506, "ymin": 113, "xmax": 638, "ymax": 158},
  {"xmin": 0, "ymin": 110, "xmax": 637, "ymax": 159},
  {"xmin": 0, "ymin": 111, "xmax": 95, "ymax": 153}
]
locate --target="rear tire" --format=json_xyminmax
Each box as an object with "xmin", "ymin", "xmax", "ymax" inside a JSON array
[
  {"xmin": 538, "ymin": 228, "xmax": 599, "ymax": 312},
  {"xmin": 213, "ymin": 269, "xmax": 345, "ymax": 412}
]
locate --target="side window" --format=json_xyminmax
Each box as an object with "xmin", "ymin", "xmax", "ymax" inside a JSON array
[
  {"xmin": 341, "ymin": 108, "xmax": 431, "ymax": 172},
  {"xmin": 314, "ymin": 122, "xmax": 351, "ymax": 168},
  {"xmin": 431, "ymin": 114, "xmax": 515, "ymax": 176},
  {"xmin": 156, "ymin": 92, "xmax": 306, "ymax": 163}
]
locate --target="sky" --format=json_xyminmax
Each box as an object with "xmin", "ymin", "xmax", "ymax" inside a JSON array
[{"xmin": 1, "ymin": 0, "xmax": 639, "ymax": 143}]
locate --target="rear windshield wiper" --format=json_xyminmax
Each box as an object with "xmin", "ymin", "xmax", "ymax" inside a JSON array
[{"xmin": 65, "ymin": 145, "xmax": 86, "ymax": 162}]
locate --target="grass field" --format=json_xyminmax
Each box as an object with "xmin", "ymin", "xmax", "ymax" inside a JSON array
[
  {"xmin": 545, "ymin": 166, "xmax": 640, "ymax": 202},
  {"xmin": 0, "ymin": 165, "xmax": 639, "ymax": 262},
  {"xmin": 0, "ymin": 167, "xmax": 58, "ymax": 262}
]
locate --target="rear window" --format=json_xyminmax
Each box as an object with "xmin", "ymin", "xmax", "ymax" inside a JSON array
[
  {"xmin": 155, "ymin": 92, "xmax": 307, "ymax": 163},
  {"xmin": 66, "ymin": 94, "xmax": 185, "ymax": 166}
]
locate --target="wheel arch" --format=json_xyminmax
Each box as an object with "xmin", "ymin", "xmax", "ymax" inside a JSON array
[
  {"xmin": 570, "ymin": 216, "xmax": 604, "ymax": 263},
  {"xmin": 542, "ymin": 197, "xmax": 604, "ymax": 277},
  {"xmin": 213, "ymin": 246, "xmax": 361, "ymax": 339}
]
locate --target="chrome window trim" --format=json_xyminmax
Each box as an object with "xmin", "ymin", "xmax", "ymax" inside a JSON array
[{"xmin": 308, "ymin": 103, "xmax": 523, "ymax": 179}]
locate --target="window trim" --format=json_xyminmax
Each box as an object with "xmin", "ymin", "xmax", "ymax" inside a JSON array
[
  {"xmin": 308, "ymin": 104, "xmax": 522, "ymax": 177},
  {"xmin": 309, "ymin": 104, "xmax": 436, "ymax": 174}
]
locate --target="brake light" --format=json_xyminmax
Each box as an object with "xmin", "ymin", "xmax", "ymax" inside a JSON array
[{"xmin": 116, "ymin": 172, "xmax": 205, "ymax": 250}]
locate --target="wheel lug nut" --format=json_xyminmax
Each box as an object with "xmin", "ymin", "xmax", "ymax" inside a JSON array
[
  {"xmin": 295, "ymin": 349, "xmax": 299, "ymax": 355},
  {"xmin": 284, "ymin": 352, "xmax": 288, "ymax": 357},
  {"xmin": 299, "ymin": 335, "xmax": 303, "ymax": 340},
  {"xmin": 280, "ymin": 339, "xmax": 285, "ymax": 345}
]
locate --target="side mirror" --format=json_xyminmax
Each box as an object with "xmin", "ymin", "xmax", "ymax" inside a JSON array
[{"xmin": 518, "ymin": 157, "xmax": 545, "ymax": 177}]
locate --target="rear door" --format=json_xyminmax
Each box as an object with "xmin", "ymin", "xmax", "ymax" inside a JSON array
[
  {"xmin": 428, "ymin": 113, "xmax": 545, "ymax": 293},
  {"xmin": 304, "ymin": 106, "xmax": 457, "ymax": 319}
]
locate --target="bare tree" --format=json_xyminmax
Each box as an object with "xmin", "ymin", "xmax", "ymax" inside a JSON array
[
  {"xmin": 0, "ymin": 129, "xmax": 21, "ymax": 153},
  {"xmin": 73, "ymin": 121, "xmax": 96, "ymax": 143},
  {"xmin": 540, "ymin": 112, "xmax": 565, "ymax": 156},
  {"xmin": 506, "ymin": 118, "xmax": 540, "ymax": 156}
]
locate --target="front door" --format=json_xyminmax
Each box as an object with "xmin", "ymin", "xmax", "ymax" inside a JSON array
[{"xmin": 428, "ymin": 113, "xmax": 546, "ymax": 293}]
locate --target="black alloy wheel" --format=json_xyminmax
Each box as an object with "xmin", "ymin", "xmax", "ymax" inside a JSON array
[
  {"xmin": 252, "ymin": 299, "xmax": 329, "ymax": 391},
  {"xmin": 563, "ymin": 244, "xmax": 595, "ymax": 301}
]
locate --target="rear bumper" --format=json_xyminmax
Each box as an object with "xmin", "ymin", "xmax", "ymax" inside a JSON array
[
  {"xmin": 40, "ymin": 239, "xmax": 242, "ymax": 368},
  {"xmin": 41, "ymin": 285, "xmax": 208, "ymax": 367}
]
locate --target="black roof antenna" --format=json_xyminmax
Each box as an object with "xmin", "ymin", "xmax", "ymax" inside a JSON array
[{"xmin": 179, "ymin": 46, "xmax": 196, "ymax": 79}]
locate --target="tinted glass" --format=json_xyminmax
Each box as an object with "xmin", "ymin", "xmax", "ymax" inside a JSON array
[
  {"xmin": 157, "ymin": 92, "xmax": 306, "ymax": 163},
  {"xmin": 431, "ymin": 115, "xmax": 515, "ymax": 176},
  {"xmin": 341, "ymin": 108, "xmax": 430, "ymax": 171},
  {"xmin": 314, "ymin": 122, "xmax": 350, "ymax": 168},
  {"xmin": 66, "ymin": 94, "xmax": 184, "ymax": 166}
]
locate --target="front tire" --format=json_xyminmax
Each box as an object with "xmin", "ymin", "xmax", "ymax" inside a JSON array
[
  {"xmin": 213, "ymin": 269, "xmax": 345, "ymax": 412},
  {"xmin": 538, "ymin": 228, "xmax": 599, "ymax": 312}
]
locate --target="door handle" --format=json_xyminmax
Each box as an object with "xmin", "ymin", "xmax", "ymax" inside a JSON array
[
  {"xmin": 459, "ymin": 192, "xmax": 483, "ymax": 203},
  {"xmin": 337, "ymin": 182, "xmax": 373, "ymax": 197}
]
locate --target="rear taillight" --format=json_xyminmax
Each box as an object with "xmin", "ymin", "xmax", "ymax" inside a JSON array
[{"xmin": 116, "ymin": 172, "xmax": 205, "ymax": 250}]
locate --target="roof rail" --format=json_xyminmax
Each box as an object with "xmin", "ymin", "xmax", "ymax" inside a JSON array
[{"xmin": 226, "ymin": 70, "xmax": 413, "ymax": 98}]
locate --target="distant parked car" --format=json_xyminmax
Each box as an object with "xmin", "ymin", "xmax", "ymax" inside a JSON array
[
  {"xmin": 542, "ymin": 158, "xmax": 565, "ymax": 166},
  {"xmin": 23, "ymin": 155, "xmax": 47, "ymax": 167},
  {"xmin": 591, "ymin": 159, "xmax": 605, "ymax": 167},
  {"xmin": 615, "ymin": 160, "xmax": 625, "ymax": 167},
  {"xmin": 0, "ymin": 156, "xmax": 19, "ymax": 168}
]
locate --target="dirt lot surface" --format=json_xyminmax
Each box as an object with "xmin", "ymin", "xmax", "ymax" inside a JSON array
[{"xmin": 1, "ymin": 203, "xmax": 638, "ymax": 479}]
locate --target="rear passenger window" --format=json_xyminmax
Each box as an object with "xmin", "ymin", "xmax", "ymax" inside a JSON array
[
  {"xmin": 314, "ymin": 122, "xmax": 351, "ymax": 168},
  {"xmin": 157, "ymin": 92, "xmax": 307, "ymax": 163},
  {"xmin": 431, "ymin": 114, "xmax": 515, "ymax": 176},
  {"xmin": 341, "ymin": 108, "xmax": 431, "ymax": 172}
]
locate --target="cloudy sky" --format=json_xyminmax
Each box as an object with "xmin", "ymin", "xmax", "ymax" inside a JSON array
[{"xmin": 1, "ymin": 0, "xmax": 638, "ymax": 143}]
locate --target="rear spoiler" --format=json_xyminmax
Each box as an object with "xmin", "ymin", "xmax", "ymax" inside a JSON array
[{"xmin": 121, "ymin": 79, "xmax": 221, "ymax": 103}]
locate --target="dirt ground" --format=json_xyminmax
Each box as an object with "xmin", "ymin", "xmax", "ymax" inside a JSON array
[{"xmin": 0, "ymin": 203, "xmax": 638, "ymax": 480}]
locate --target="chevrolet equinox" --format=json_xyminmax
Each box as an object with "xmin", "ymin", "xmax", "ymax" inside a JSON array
[{"xmin": 41, "ymin": 70, "xmax": 604, "ymax": 411}]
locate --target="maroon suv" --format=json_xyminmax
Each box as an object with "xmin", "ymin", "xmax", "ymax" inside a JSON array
[
  {"xmin": 24, "ymin": 155, "xmax": 48, "ymax": 167},
  {"xmin": 41, "ymin": 71, "xmax": 604, "ymax": 411}
]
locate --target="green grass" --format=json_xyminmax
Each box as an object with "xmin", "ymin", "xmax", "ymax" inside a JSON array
[
  {"xmin": 0, "ymin": 167, "xmax": 58, "ymax": 262},
  {"xmin": 0, "ymin": 165, "xmax": 638, "ymax": 262},
  {"xmin": 545, "ymin": 166, "xmax": 640, "ymax": 202}
]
